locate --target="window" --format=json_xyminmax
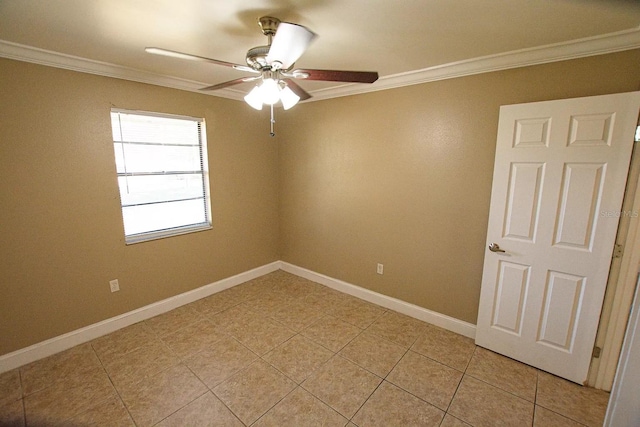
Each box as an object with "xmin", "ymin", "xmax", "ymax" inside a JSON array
[{"xmin": 110, "ymin": 109, "xmax": 211, "ymax": 244}]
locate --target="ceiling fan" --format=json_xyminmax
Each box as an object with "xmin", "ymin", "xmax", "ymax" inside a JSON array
[{"xmin": 145, "ymin": 16, "xmax": 379, "ymax": 113}]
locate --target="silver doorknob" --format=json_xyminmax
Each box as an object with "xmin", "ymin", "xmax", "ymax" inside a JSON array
[{"xmin": 489, "ymin": 243, "xmax": 506, "ymax": 253}]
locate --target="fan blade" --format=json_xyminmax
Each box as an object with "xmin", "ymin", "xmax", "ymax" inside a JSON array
[
  {"xmin": 283, "ymin": 79, "xmax": 312, "ymax": 101},
  {"xmin": 266, "ymin": 23, "xmax": 317, "ymax": 69},
  {"xmin": 289, "ymin": 69, "xmax": 378, "ymax": 83},
  {"xmin": 145, "ymin": 47, "xmax": 258, "ymax": 73},
  {"xmin": 200, "ymin": 76, "xmax": 261, "ymax": 91}
]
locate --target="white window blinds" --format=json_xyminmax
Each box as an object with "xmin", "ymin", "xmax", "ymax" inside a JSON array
[{"xmin": 110, "ymin": 109, "xmax": 211, "ymax": 243}]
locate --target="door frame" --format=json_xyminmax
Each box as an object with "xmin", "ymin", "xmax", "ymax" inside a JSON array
[
  {"xmin": 603, "ymin": 269, "xmax": 640, "ymax": 426},
  {"xmin": 589, "ymin": 127, "xmax": 640, "ymax": 389}
]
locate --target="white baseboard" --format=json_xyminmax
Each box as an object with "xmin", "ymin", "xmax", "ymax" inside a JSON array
[
  {"xmin": 0, "ymin": 260, "xmax": 476, "ymax": 374},
  {"xmin": 0, "ymin": 261, "xmax": 281, "ymax": 374},
  {"xmin": 280, "ymin": 262, "xmax": 477, "ymax": 339}
]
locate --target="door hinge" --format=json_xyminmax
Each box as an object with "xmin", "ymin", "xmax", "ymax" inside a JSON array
[
  {"xmin": 613, "ymin": 244, "xmax": 624, "ymax": 259},
  {"xmin": 592, "ymin": 346, "xmax": 602, "ymax": 359}
]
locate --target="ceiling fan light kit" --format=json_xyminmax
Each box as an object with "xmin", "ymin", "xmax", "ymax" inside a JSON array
[
  {"xmin": 146, "ymin": 16, "xmax": 379, "ymax": 134},
  {"xmin": 244, "ymin": 75, "xmax": 301, "ymax": 111}
]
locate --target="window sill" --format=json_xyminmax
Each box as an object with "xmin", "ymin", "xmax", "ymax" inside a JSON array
[{"xmin": 124, "ymin": 224, "xmax": 212, "ymax": 245}]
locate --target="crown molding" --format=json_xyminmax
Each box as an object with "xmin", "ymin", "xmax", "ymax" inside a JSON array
[
  {"xmin": 0, "ymin": 40, "xmax": 241, "ymax": 100},
  {"xmin": 308, "ymin": 26, "xmax": 640, "ymax": 102},
  {"xmin": 1, "ymin": 26, "xmax": 639, "ymax": 103}
]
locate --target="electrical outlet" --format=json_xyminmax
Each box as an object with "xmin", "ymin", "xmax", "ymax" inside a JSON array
[
  {"xmin": 109, "ymin": 279, "xmax": 120, "ymax": 293},
  {"xmin": 377, "ymin": 263, "xmax": 384, "ymax": 275}
]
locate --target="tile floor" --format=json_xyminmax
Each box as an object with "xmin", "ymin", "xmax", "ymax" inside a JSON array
[{"xmin": 0, "ymin": 270, "xmax": 610, "ymax": 426}]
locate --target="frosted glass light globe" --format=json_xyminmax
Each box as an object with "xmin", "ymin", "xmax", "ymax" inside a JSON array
[{"xmin": 260, "ymin": 79, "xmax": 280, "ymax": 105}]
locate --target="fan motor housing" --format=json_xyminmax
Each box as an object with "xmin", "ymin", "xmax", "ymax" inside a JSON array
[
  {"xmin": 246, "ymin": 45, "xmax": 270, "ymax": 70},
  {"xmin": 247, "ymin": 17, "xmax": 282, "ymax": 70}
]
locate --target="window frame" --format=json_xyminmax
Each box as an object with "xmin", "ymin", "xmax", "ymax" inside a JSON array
[{"xmin": 110, "ymin": 108, "xmax": 212, "ymax": 244}]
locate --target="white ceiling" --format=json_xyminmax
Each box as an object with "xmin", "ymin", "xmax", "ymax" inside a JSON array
[{"xmin": 1, "ymin": 0, "xmax": 639, "ymax": 102}]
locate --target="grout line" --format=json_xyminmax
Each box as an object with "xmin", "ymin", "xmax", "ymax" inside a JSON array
[
  {"xmin": 443, "ymin": 345, "xmax": 477, "ymax": 415},
  {"xmin": 192, "ymin": 333, "xmax": 256, "ymax": 426},
  {"xmin": 298, "ymin": 380, "xmax": 351, "ymax": 423},
  {"xmin": 461, "ymin": 370, "xmax": 537, "ymax": 403},
  {"xmin": 348, "ymin": 377, "xmax": 385, "ymax": 423},
  {"xmin": 17, "ymin": 366, "xmax": 25, "ymax": 399},
  {"xmin": 14, "ymin": 368, "xmax": 27, "ymax": 427},
  {"xmin": 87, "ymin": 343, "xmax": 139, "ymax": 426},
  {"xmin": 19, "ymin": 397, "xmax": 27, "ymax": 427},
  {"xmin": 249, "ymin": 384, "xmax": 299, "ymax": 426},
  {"xmin": 154, "ymin": 388, "xmax": 210, "ymax": 426}
]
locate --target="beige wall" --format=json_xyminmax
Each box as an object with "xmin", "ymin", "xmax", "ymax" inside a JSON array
[
  {"xmin": 0, "ymin": 59, "xmax": 280, "ymax": 355},
  {"xmin": 2, "ymin": 49, "xmax": 640, "ymax": 356},
  {"xmin": 278, "ymin": 49, "xmax": 640, "ymax": 324}
]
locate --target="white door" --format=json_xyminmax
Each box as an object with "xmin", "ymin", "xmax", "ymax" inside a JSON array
[{"xmin": 476, "ymin": 91, "xmax": 640, "ymax": 384}]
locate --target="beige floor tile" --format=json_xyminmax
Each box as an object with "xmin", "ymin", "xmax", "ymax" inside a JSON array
[
  {"xmin": 20, "ymin": 343, "xmax": 102, "ymax": 395},
  {"xmin": 440, "ymin": 414, "xmax": 472, "ymax": 426},
  {"xmin": 301, "ymin": 315, "xmax": 362, "ymax": 352},
  {"xmin": 303, "ymin": 288, "xmax": 350, "ymax": 313},
  {"xmin": 466, "ymin": 346, "xmax": 538, "ymax": 402},
  {"xmin": 366, "ymin": 310, "xmax": 427, "ymax": 348},
  {"xmin": 144, "ymin": 304, "xmax": 204, "ymax": 337},
  {"xmin": 102, "ymin": 340, "xmax": 180, "ymax": 388},
  {"xmin": 213, "ymin": 359, "xmax": 297, "ymax": 425},
  {"xmin": 65, "ymin": 395, "xmax": 135, "ymax": 426},
  {"xmin": 352, "ymin": 381, "xmax": 444, "ymax": 427},
  {"xmin": 264, "ymin": 334, "xmax": 334, "ymax": 383},
  {"xmin": 536, "ymin": 371, "xmax": 609, "ymax": 427},
  {"xmin": 272, "ymin": 276, "xmax": 325, "ymax": 300},
  {"xmin": 9, "ymin": 272, "xmax": 612, "ymax": 427},
  {"xmin": 250, "ymin": 270, "xmax": 292, "ymax": 291},
  {"xmin": 0, "ymin": 369, "xmax": 22, "ymax": 404},
  {"xmin": 0, "ymin": 398, "xmax": 25, "ymax": 427},
  {"xmin": 533, "ymin": 405, "xmax": 587, "ymax": 427},
  {"xmin": 253, "ymin": 387, "xmax": 348, "ymax": 427},
  {"xmin": 185, "ymin": 335, "xmax": 258, "ymax": 388},
  {"xmin": 190, "ymin": 290, "xmax": 243, "ymax": 316},
  {"xmin": 91, "ymin": 321, "xmax": 156, "ymax": 363},
  {"xmin": 24, "ymin": 368, "xmax": 117, "ymax": 426},
  {"xmin": 411, "ymin": 324, "xmax": 475, "ymax": 371},
  {"xmin": 330, "ymin": 296, "xmax": 386, "ymax": 329},
  {"xmin": 448, "ymin": 376, "xmax": 534, "ymax": 427},
  {"xmin": 339, "ymin": 331, "xmax": 406, "ymax": 377},
  {"xmin": 119, "ymin": 363, "xmax": 207, "ymax": 427},
  {"xmin": 155, "ymin": 391, "xmax": 243, "ymax": 427},
  {"xmin": 240, "ymin": 291, "xmax": 292, "ymax": 316},
  {"xmin": 387, "ymin": 350, "xmax": 462, "ymax": 410},
  {"xmin": 213, "ymin": 304, "xmax": 259, "ymax": 329},
  {"xmin": 302, "ymin": 355, "xmax": 382, "ymax": 418},
  {"xmin": 269, "ymin": 299, "xmax": 325, "ymax": 332},
  {"xmin": 221, "ymin": 313, "xmax": 296, "ymax": 355},
  {"xmin": 260, "ymin": 269, "xmax": 294, "ymax": 283},
  {"xmin": 223, "ymin": 279, "xmax": 273, "ymax": 302},
  {"xmin": 161, "ymin": 318, "xmax": 228, "ymax": 359}
]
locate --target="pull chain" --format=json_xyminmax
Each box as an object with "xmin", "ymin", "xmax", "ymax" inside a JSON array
[{"xmin": 270, "ymin": 104, "xmax": 275, "ymax": 137}]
